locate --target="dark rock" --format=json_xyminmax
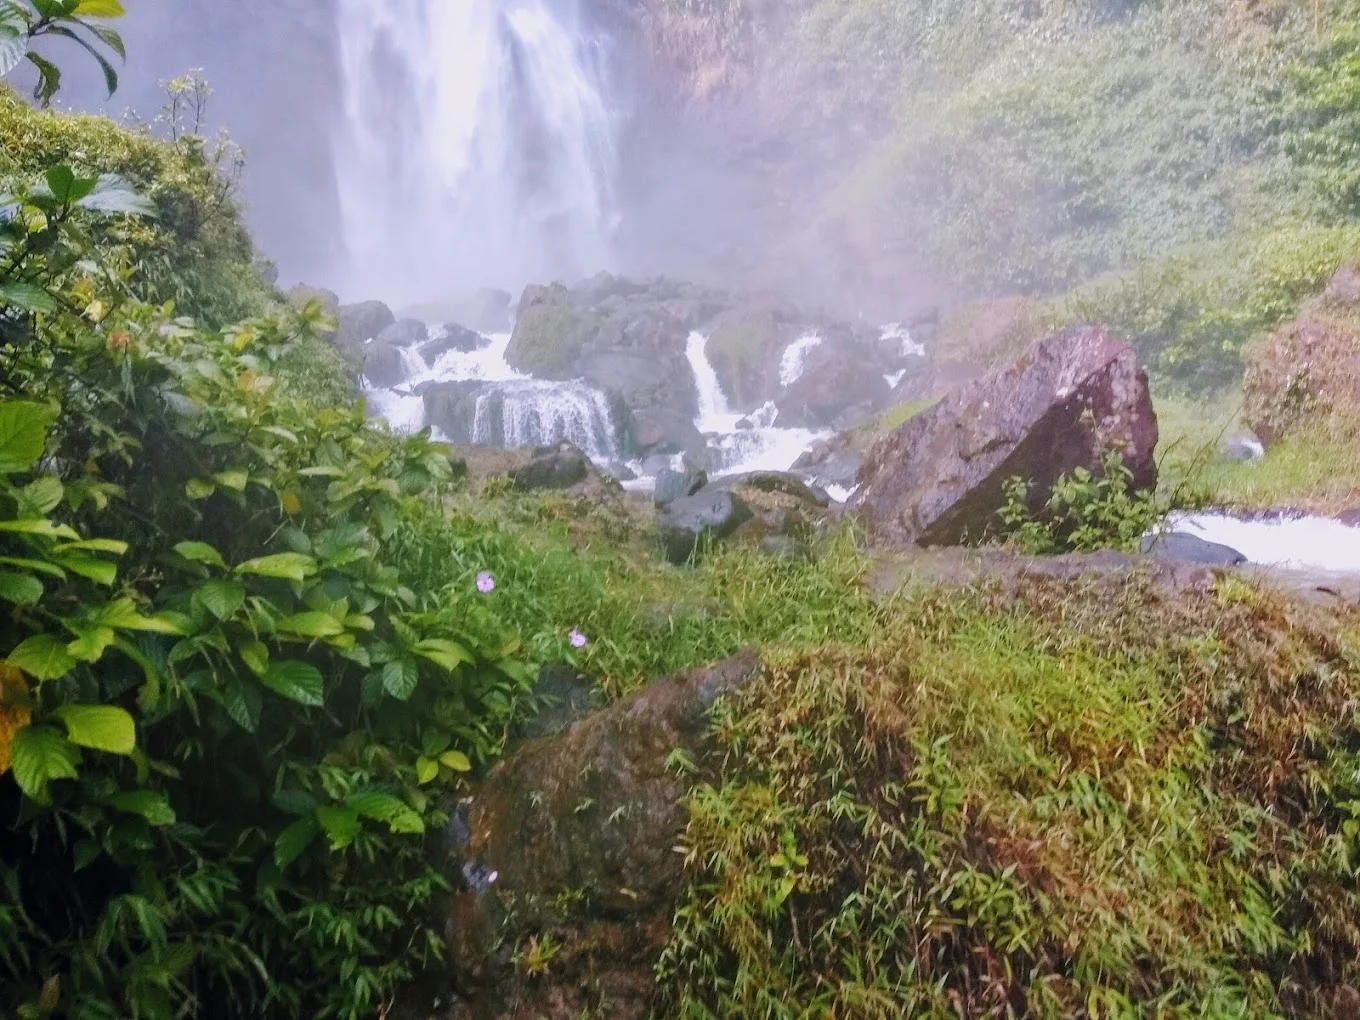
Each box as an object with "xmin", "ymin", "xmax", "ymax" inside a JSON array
[
  {"xmin": 445, "ymin": 650, "xmax": 761, "ymax": 1020},
  {"xmin": 377, "ymin": 318, "xmax": 429, "ymax": 349},
  {"xmin": 337, "ymin": 300, "xmax": 396, "ymax": 345},
  {"xmin": 511, "ymin": 445, "xmax": 592, "ymax": 491},
  {"xmin": 653, "ymin": 466, "xmax": 707, "ymax": 507},
  {"xmin": 776, "ymin": 343, "xmax": 893, "ymax": 429},
  {"xmin": 285, "ymin": 283, "xmax": 339, "ymax": 315},
  {"xmin": 513, "ymin": 664, "xmax": 601, "ymax": 742},
  {"xmin": 603, "ymin": 462, "xmax": 638, "ymax": 482},
  {"xmin": 710, "ymin": 471, "xmax": 830, "ymax": 508},
  {"xmin": 657, "ymin": 488, "xmax": 754, "ymax": 564},
  {"xmin": 421, "ymin": 324, "xmax": 490, "ymax": 363},
  {"xmin": 633, "ymin": 407, "xmax": 704, "ymax": 457},
  {"xmin": 701, "ymin": 303, "xmax": 788, "ymax": 409},
  {"xmin": 422, "ymin": 381, "xmax": 488, "ymax": 444},
  {"xmin": 361, "ymin": 342, "xmax": 405, "ymax": 389},
  {"xmin": 505, "ymin": 284, "xmax": 604, "ymax": 378},
  {"xmin": 854, "ymin": 327, "xmax": 1159, "ymax": 547},
  {"xmin": 1139, "ymin": 532, "xmax": 1248, "ymax": 566},
  {"xmin": 792, "ymin": 434, "xmax": 862, "ymax": 490}
]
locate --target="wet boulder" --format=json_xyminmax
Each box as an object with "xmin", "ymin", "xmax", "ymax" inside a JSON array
[
  {"xmin": 422, "ymin": 381, "xmax": 490, "ymax": 445},
  {"xmin": 657, "ymin": 488, "xmax": 754, "ymax": 564},
  {"xmin": 421, "ymin": 324, "xmax": 490, "ymax": 363},
  {"xmin": 1140, "ymin": 532, "xmax": 1247, "ymax": 566},
  {"xmin": 360, "ymin": 342, "xmax": 406, "ymax": 389},
  {"xmin": 505, "ymin": 284, "xmax": 604, "ymax": 378},
  {"xmin": 653, "ymin": 466, "xmax": 708, "ymax": 507},
  {"xmin": 775, "ymin": 343, "xmax": 892, "ymax": 429},
  {"xmin": 377, "ymin": 318, "xmax": 429, "ymax": 349},
  {"xmin": 443, "ymin": 651, "xmax": 762, "ymax": 1019},
  {"xmin": 792, "ymin": 434, "xmax": 862, "ymax": 491},
  {"xmin": 854, "ymin": 328, "xmax": 1158, "ymax": 547},
  {"xmin": 337, "ymin": 300, "xmax": 396, "ymax": 345},
  {"xmin": 285, "ymin": 283, "xmax": 340, "ymax": 315},
  {"xmin": 511, "ymin": 444, "xmax": 592, "ymax": 491}
]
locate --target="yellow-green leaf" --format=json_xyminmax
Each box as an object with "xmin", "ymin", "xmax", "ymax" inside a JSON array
[
  {"xmin": 439, "ymin": 749, "xmax": 472, "ymax": 773},
  {"xmin": 415, "ymin": 756, "xmax": 439, "ymax": 785},
  {"xmin": 55, "ymin": 704, "xmax": 135, "ymax": 755}
]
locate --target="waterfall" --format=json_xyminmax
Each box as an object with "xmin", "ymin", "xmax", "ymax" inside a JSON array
[
  {"xmin": 471, "ymin": 381, "xmax": 621, "ymax": 462},
  {"xmin": 779, "ymin": 334, "xmax": 823, "ymax": 388},
  {"xmin": 334, "ymin": 0, "xmax": 621, "ymax": 303}
]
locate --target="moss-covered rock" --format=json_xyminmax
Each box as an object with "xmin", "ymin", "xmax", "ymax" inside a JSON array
[
  {"xmin": 702, "ymin": 303, "xmax": 787, "ymax": 410},
  {"xmin": 505, "ymin": 284, "xmax": 605, "ymax": 379}
]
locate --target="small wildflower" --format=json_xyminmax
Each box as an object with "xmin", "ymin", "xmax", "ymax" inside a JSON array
[
  {"xmin": 569, "ymin": 630, "xmax": 588, "ymax": 649},
  {"xmin": 476, "ymin": 571, "xmax": 495, "ymax": 594}
]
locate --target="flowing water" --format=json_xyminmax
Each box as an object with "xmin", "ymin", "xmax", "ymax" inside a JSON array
[
  {"xmin": 1170, "ymin": 512, "xmax": 1360, "ymax": 573},
  {"xmin": 334, "ymin": 0, "xmax": 620, "ymax": 303}
]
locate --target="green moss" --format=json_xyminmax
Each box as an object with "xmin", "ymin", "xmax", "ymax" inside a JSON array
[
  {"xmin": 504, "ymin": 285, "xmax": 602, "ymax": 378},
  {"xmin": 704, "ymin": 305, "xmax": 783, "ymax": 407}
]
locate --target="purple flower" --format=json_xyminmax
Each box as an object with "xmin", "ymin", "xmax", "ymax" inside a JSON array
[
  {"xmin": 569, "ymin": 630, "xmax": 588, "ymax": 649},
  {"xmin": 476, "ymin": 571, "xmax": 495, "ymax": 594}
]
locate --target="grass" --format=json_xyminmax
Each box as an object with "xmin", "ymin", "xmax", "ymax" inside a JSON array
[
  {"xmin": 1154, "ymin": 389, "xmax": 1360, "ymax": 515},
  {"xmin": 657, "ymin": 571, "xmax": 1360, "ymax": 1017}
]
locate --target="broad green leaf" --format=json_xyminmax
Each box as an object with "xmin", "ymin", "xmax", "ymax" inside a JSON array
[
  {"xmin": 18, "ymin": 477, "xmax": 62, "ymax": 516},
  {"xmin": 347, "ymin": 791, "xmax": 424, "ymax": 835},
  {"xmin": 0, "ymin": 281, "xmax": 57, "ymax": 314},
  {"xmin": 315, "ymin": 805, "xmax": 360, "ymax": 850},
  {"xmin": 55, "ymin": 554, "xmax": 117, "ymax": 586},
  {"xmin": 109, "ymin": 789, "xmax": 175, "ymax": 826},
  {"xmin": 26, "ymin": 51, "xmax": 61, "ymax": 107},
  {"xmin": 56, "ymin": 705, "xmax": 135, "ymax": 754},
  {"xmin": 381, "ymin": 657, "xmax": 419, "ymax": 701},
  {"xmin": 298, "ymin": 466, "xmax": 345, "ymax": 478},
  {"xmin": 239, "ymin": 640, "xmax": 268, "ymax": 677},
  {"xmin": 75, "ymin": 0, "xmax": 126, "ymax": 16},
  {"xmin": 0, "ymin": 571, "xmax": 43, "ymax": 606},
  {"xmin": 0, "ymin": 518, "xmax": 80, "ymax": 540},
  {"xmin": 415, "ymin": 756, "xmax": 439, "ymax": 784},
  {"xmin": 0, "ymin": 402, "xmax": 54, "ymax": 473},
  {"xmin": 194, "ymin": 580, "xmax": 244, "ymax": 621},
  {"xmin": 234, "ymin": 553, "xmax": 317, "ymax": 582},
  {"xmin": 82, "ymin": 21, "xmax": 124, "ymax": 59},
  {"xmin": 0, "ymin": 8, "xmax": 29, "ymax": 83},
  {"xmin": 10, "ymin": 726, "xmax": 80, "ymax": 801},
  {"xmin": 261, "ymin": 661, "xmax": 323, "ymax": 708},
  {"xmin": 173, "ymin": 541, "xmax": 225, "ymax": 568},
  {"xmin": 212, "ymin": 470, "xmax": 247, "ymax": 492},
  {"xmin": 45, "ymin": 165, "xmax": 95, "ymax": 204},
  {"xmin": 8, "ymin": 634, "xmax": 75, "ymax": 680},
  {"xmin": 221, "ymin": 678, "xmax": 261, "ymax": 733},
  {"xmin": 0, "ymin": 556, "xmax": 65, "ymax": 579},
  {"xmin": 53, "ymin": 539, "xmax": 127, "ymax": 555},
  {"xmin": 90, "ymin": 598, "xmax": 183, "ymax": 633},
  {"xmin": 440, "ymin": 750, "xmax": 472, "ymax": 773},
  {"xmin": 66, "ymin": 626, "xmax": 115, "ymax": 663},
  {"xmin": 78, "ymin": 174, "xmax": 153, "ymax": 215},
  {"xmin": 271, "ymin": 789, "xmax": 317, "ymax": 816},
  {"xmin": 279, "ymin": 612, "xmax": 344, "ymax": 638},
  {"xmin": 185, "ymin": 478, "xmax": 215, "ymax": 500},
  {"xmin": 274, "ymin": 816, "xmax": 318, "ymax": 869},
  {"xmin": 421, "ymin": 729, "xmax": 451, "ymax": 756},
  {"xmin": 42, "ymin": 26, "xmax": 118, "ymax": 96},
  {"xmin": 413, "ymin": 638, "xmax": 473, "ymax": 672}
]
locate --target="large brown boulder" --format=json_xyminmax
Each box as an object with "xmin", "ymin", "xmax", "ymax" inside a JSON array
[
  {"xmin": 1243, "ymin": 265, "xmax": 1360, "ymax": 444},
  {"xmin": 853, "ymin": 327, "xmax": 1158, "ymax": 547},
  {"xmin": 442, "ymin": 651, "xmax": 762, "ymax": 1019}
]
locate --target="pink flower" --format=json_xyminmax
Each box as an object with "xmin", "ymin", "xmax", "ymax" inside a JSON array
[
  {"xmin": 569, "ymin": 630, "xmax": 588, "ymax": 649},
  {"xmin": 476, "ymin": 571, "xmax": 495, "ymax": 594}
]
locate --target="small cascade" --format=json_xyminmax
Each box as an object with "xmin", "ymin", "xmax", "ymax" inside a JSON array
[
  {"xmin": 779, "ymin": 334, "xmax": 823, "ymax": 388},
  {"xmin": 881, "ymin": 323, "xmax": 925, "ymax": 358},
  {"xmin": 471, "ymin": 381, "xmax": 621, "ymax": 463},
  {"xmin": 684, "ymin": 332, "xmax": 828, "ymax": 476},
  {"xmin": 1169, "ymin": 512, "xmax": 1360, "ymax": 572}
]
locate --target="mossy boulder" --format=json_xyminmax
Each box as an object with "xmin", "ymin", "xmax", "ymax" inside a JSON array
[
  {"xmin": 505, "ymin": 284, "xmax": 605, "ymax": 379},
  {"xmin": 702, "ymin": 303, "xmax": 789, "ymax": 410},
  {"xmin": 1244, "ymin": 264, "xmax": 1360, "ymax": 445}
]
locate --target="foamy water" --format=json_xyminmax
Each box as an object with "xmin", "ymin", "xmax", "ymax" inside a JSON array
[{"xmin": 1170, "ymin": 512, "xmax": 1360, "ymax": 572}]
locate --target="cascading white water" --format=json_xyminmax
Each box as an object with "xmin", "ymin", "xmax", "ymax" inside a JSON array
[
  {"xmin": 779, "ymin": 334, "xmax": 823, "ymax": 388},
  {"xmin": 334, "ymin": 0, "xmax": 620, "ymax": 304}
]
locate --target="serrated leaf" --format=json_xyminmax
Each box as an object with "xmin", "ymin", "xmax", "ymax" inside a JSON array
[
  {"xmin": 274, "ymin": 816, "xmax": 318, "ymax": 870},
  {"xmin": 278, "ymin": 612, "xmax": 344, "ymax": 638},
  {"xmin": 0, "ymin": 14, "xmax": 30, "ymax": 82},
  {"xmin": 221, "ymin": 679, "xmax": 261, "ymax": 733},
  {"xmin": 0, "ymin": 401, "xmax": 54, "ymax": 473},
  {"xmin": 109, "ymin": 789, "xmax": 175, "ymax": 826},
  {"xmin": 8, "ymin": 634, "xmax": 75, "ymax": 680},
  {"xmin": 421, "ymin": 729, "xmax": 451, "ymax": 756},
  {"xmin": 55, "ymin": 704, "xmax": 135, "ymax": 754},
  {"xmin": 17, "ymin": 477, "xmax": 62, "ymax": 517},
  {"xmin": 173, "ymin": 541, "xmax": 225, "ymax": 568},
  {"xmin": 347, "ymin": 790, "xmax": 424, "ymax": 835},
  {"xmin": 90, "ymin": 598, "xmax": 181, "ymax": 633},
  {"xmin": 271, "ymin": 788, "xmax": 316, "ymax": 816},
  {"xmin": 54, "ymin": 554, "xmax": 117, "ymax": 586},
  {"xmin": 26, "ymin": 51, "xmax": 61, "ymax": 107},
  {"xmin": 439, "ymin": 749, "xmax": 472, "ymax": 773},
  {"xmin": 11, "ymin": 726, "xmax": 80, "ymax": 801},
  {"xmin": 315, "ymin": 805, "xmax": 360, "ymax": 850},
  {"xmin": 415, "ymin": 756, "xmax": 438, "ymax": 785},
  {"xmin": 0, "ymin": 280, "xmax": 58, "ymax": 315},
  {"xmin": 66, "ymin": 626, "xmax": 115, "ymax": 663},
  {"xmin": 261, "ymin": 661, "xmax": 323, "ymax": 708},
  {"xmin": 239, "ymin": 640, "xmax": 268, "ymax": 677},
  {"xmin": 234, "ymin": 553, "xmax": 316, "ymax": 581},
  {"xmin": 194, "ymin": 579, "xmax": 244, "ymax": 621},
  {"xmin": 381, "ymin": 657, "xmax": 419, "ymax": 701},
  {"xmin": 0, "ymin": 571, "xmax": 43, "ymax": 606},
  {"xmin": 185, "ymin": 478, "xmax": 215, "ymax": 500}
]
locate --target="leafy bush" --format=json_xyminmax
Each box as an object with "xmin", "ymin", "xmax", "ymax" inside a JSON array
[
  {"xmin": 0, "ymin": 160, "xmax": 546, "ymax": 1017},
  {"xmin": 996, "ymin": 453, "xmax": 1167, "ymax": 554}
]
